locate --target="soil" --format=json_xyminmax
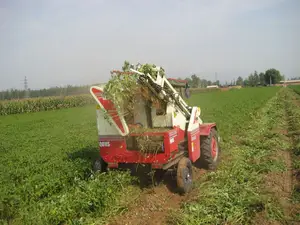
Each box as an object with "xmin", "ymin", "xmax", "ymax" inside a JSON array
[
  {"xmin": 255, "ymin": 93, "xmax": 300, "ymax": 225},
  {"xmin": 288, "ymin": 95, "xmax": 300, "ymax": 224},
  {"xmin": 108, "ymin": 166, "xmax": 205, "ymax": 225},
  {"xmin": 264, "ymin": 151, "xmax": 293, "ymax": 215},
  {"xmin": 252, "ymin": 149, "xmax": 295, "ymax": 224}
]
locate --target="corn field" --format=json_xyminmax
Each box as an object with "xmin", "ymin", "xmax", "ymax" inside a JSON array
[{"xmin": 0, "ymin": 94, "xmax": 94, "ymax": 115}]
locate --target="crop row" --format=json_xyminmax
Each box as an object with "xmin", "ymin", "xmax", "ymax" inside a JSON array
[
  {"xmin": 176, "ymin": 87, "xmax": 284, "ymax": 224},
  {"xmin": 0, "ymin": 87, "xmax": 280, "ymax": 224},
  {"xmin": 284, "ymin": 89, "xmax": 300, "ymax": 209},
  {"xmin": 0, "ymin": 95, "xmax": 95, "ymax": 115},
  {"xmin": 0, "ymin": 88, "xmax": 221, "ymax": 116},
  {"xmin": 289, "ymin": 85, "xmax": 300, "ymax": 95}
]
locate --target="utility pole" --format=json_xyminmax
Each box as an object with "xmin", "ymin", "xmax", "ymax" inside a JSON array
[
  {"xmin": 269, "ymin": 75, "xmax": 272, "ymax": 86},
  {"xmin": 24, "ymin": 76, "xmax": 29, "ymax": 98}
]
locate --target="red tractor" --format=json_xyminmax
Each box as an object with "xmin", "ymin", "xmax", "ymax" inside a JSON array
[{"xmin": 90, "ymin": 66, "xmax": 220, "ymax": 194}]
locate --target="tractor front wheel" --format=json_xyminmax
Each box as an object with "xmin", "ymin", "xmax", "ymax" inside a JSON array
[
  {"xmin": 198, "ymin": 128, "xmax": 220, "ymax": 170},
  {"xmin": 177, "ymin": 157, "xmax": 193, "ymax": 194}
]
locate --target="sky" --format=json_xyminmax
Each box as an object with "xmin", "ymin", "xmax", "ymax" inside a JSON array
[{"xmin": 0, "ymin": 0, "xmax": 299, "ymax": 90}]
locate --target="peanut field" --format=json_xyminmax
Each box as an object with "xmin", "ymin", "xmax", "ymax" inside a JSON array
[{"xmin": 0, "ymin": 86, "xmax": 299, "ymax": 225}]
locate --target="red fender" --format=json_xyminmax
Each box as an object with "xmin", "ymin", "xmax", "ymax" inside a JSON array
[{"xmin": 199, "ymin": 123, "xmax": 217, "ymax": 136}]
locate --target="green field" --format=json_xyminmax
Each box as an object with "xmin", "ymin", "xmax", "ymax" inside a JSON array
[
  {"xmin": 0, "ymin": 94, "xmax": 94, "ymax": 116},
  {"xmin": 1, "ymin": 86, "xmax": 300, "ymax": 224},
  {"xmin": 290, "ymin": 85, "xmax": 300, "ymax": 95}
]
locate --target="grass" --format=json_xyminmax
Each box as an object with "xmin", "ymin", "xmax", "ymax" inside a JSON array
[
  {"xmin": 187, "ymin": 86, "xmax": 280, "ymax": 140},
  {"xmin": 1, "ymin": 86, "xmax": 290, "ymax": 225},
  {"xmin": 283, "ymin": 88, "xmax": 300, "ymax": 216},
  {"xmin": 289, "ymin": 85, "xmax": 300, "ymax": 95},
  {"xmin": 0, "ymin": 105, "xmax": 138, "ymax": 224},
  {"xmin": 170, "ymin": 87, "xmax": 294, "ymax": 224}
]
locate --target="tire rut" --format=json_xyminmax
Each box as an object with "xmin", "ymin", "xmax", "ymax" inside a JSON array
[
  {"xmin": 107, "ymin": 167, "xmax": 205, "ymax": 225},
  {"xmin": 281, "ymin": 89, "xmax": 300, "ymax": 224}
]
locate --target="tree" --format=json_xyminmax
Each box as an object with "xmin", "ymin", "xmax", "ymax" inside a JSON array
[
  {"xmin": 248, "ymin": 74, "xmax": 255, "ymax": 86},
  {"xmin": 200, "ymin": 79, "xmax": 209, "ymax": 88},
  {"xmin": 253, "ymin": 71, "xmax": 259, "ymax": 86},
  {"xmin": 243, "ymin": 79, "xmax": 249, "ymax": 86},
  {"xmin": 191, "ymin": 74, "xmax": 201, "ymax": 88},
  {"xmin": 264, "ymin": 68, "xmax": 283, "ymax": 85},
  {"xmin": 291, "ymin": 77, "xmax": 300, "ymax": 80},
  {"xmin": 259, "ymin": 72, "xmax": 265, "ymax": 85},
  {"xmin": 213, "ymin": 80, "xmax": 220, "ymax": 86},
  {"xmin": 236, "ymin": 76, "xmax": 243, "ymax": 86}
]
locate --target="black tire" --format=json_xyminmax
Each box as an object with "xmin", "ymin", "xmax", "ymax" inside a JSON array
[
  {"xmin": 93, "ymin": 157, "xmax": 108, "ymax": 173},
  {"xmin": 177, "ymin": 157, "xmax": 193, "ymax": 194},
  {"xmin": 197, "ymin": 128, "xmax": 220, "ymax": 170}
]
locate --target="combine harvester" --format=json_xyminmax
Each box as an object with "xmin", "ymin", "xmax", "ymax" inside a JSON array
[{"xmin": 90, "ymin": 65, "xmax": 221, "ymax": 194}]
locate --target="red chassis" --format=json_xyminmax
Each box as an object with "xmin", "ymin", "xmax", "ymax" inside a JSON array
[{"xmin": 98, "ymin": 123, "xmax": 217, "ymax": 170}]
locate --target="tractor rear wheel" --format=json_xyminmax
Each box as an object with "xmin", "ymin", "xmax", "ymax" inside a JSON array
[
  {"xmin": 177, "ymin": 157, "xmax": 193, "ymax": 194},
  {"xmin": 93, "ymin": 157, "xmax": 107, "ymax": 173},
  {"xmin": 198, "ymin": 128, "xmax": 220, "ymax": 170}
]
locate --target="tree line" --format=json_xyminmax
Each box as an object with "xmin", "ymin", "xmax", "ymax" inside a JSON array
[
  {"xmin": 0, "ymin": 67, "xmax": 291, "ymax": 101},
  {"xmin": 0, "ymin": 85, "xmax": 91, "ymax": 100},
  {"xmin": 184, "ymin": 74, "xmax": 220, "ymax": 88},
  {"xmin": 184, "ymin": 68, "xmax": 285, "ymax": 88},
  {"xmin": 235, "ymin": 68, "xmax": 284, "ymax": 87}
]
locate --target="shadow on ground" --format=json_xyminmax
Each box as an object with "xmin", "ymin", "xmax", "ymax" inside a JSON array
[
  {"xmin": 68, "ymin": 146, "xmax": 206, "ymax": 194},
  {"xmin": 67, "ymin": 146, "xmax": 99, "ymax": 162}
]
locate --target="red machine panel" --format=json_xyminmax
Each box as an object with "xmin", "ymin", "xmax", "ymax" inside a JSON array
[
  {"xmin": 98, "ymin": 127, "xmax": 182, "ymax": 167},
  {"xmin": 199, "ymin": 123, "xmax": 216, "ymax": 136},
  {"xmin": 187, "ymin": 127, "xmax": 200, "ymax": 162}
]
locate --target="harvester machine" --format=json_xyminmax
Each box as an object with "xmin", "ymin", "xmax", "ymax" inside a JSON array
[{"xmin": 90, "ymin": 65, "xmax": 220, "ymax": 194}]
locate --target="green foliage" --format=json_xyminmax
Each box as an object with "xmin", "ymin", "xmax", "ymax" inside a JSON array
[
  {"xmin": 137, "ymin": 63, "xmax": 165, "ymax": 78},
  {"xmin": 102, "ymin": 61, "xmax": 165, "ymax": 119},
  {"xmin": 2, "ymin": 85, "xmax": 296, "ymax": 224},
  {"xmin": 259, "ymin": 72, "xmax": 265, "ymax": 85},
  {"xmin": 122, "ymin": 60, "xmax": 131, "ymax": 72},
  {"xmin": 184, "ymin": 74, "xmax": 213, "ymax": 88},
  {"xmin": 265, "ymin": 68, "xmax": 284, "ymax": 85},
  {"xmin": 240, "ymin": 68, "xmax": 283, "ymax": 87},
  {"xmin": 236, "ymin": 76, "xmax": 243, "ymax": 86},
  {"xmin": 171, "ymin": 87, "xmax": 292, "ymax": 224},
  {"xmin": 248, "ymin": 71, "xmax": 260, "ymax": 86},
  {"xmin": 190, "ymin": 74, "xmax": 201, "ymax": 88},
  {"xmin": 103, "ymin": 72, "xmax": 139, "ymax": 116},
  {"xmin": 187, "ymin": 87, "xmax": 280, "ymax": 140},
  {"xmin": 0, "ymin": 106, "xmax": 137, "ymax": 224},
  {"xmin": 289, "ymin": 85, "xmax": 300, "ymax": 95},
  {"xmin": 0, "ymin": 95, "xmax": 94, "ymax": 115}
]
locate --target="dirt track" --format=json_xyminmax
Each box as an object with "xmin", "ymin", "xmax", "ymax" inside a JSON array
[{"xmin": 108, "ymin": 167, "xmax": 205, "ymax": 225}]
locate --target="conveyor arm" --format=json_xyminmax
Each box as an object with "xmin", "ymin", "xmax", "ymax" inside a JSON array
[{"xmin": 130, "ymin": 68, "xmax": 192, "ymax": 119}]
